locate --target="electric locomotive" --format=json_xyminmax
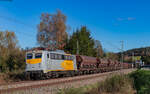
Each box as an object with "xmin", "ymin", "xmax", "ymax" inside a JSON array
[{"xmin": 25, "ymin": 49, "xmax": 77, "ymax": 79}]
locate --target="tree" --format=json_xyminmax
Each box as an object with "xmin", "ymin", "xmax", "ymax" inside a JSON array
[
  {"xmin": 105, "ymin": 52, "xmax": 119, "ymax": 61},
  {"xmin": 141, "ymin": 56, "xmax": 150, "ymax": 65},
  {"xmin": 65, "ymin": 26, "xmax": 96, "ymax": 56},
  {"xmin": 94, "ymin": 40, "xmax": 103, "ymax": 57},
  {"xmin": 0, "ymin": 31, "xmax": 25, "ymax": 72},
  {"xmin": 37, "ymin": 10, "xmax": 67, "ymax": 50}
]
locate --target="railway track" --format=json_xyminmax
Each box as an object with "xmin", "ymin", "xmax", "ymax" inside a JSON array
[{"xmin": 0, "ymin": 69, "xmax": 135, "ymax": 94}]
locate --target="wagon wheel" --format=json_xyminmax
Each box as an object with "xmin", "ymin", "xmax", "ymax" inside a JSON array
[{"xmin": 24, "ymin": 72, "xmax": 30, "ymax": 80}]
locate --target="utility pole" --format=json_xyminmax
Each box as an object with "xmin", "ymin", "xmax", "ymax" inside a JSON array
[
  {"xmin": 120, "ymin": 41, "xmax": 124, "ymax": 69},
  {"xmin": 132, "ymin": 52, "xmax": 135, "ymax": 68},
  {"xmin": 77, "ymin": 40, "xmax": 79, "ymax": 55}
]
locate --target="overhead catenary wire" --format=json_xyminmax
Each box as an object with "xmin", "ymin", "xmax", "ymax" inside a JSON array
[
  {"xmin": 0, "ymin": 15, "xmax": 37, "ymax": 40},
  {"xmin": 0, "ymin": 15, "xmax": 135, "ymax": 53},
  {"xmin": 0, "ymin": 15, "xmax": 36, "ymax": 30}
]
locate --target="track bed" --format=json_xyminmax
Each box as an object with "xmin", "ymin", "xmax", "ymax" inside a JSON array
[{"xmin": 0, "ymin": 69, "xmax": 135, "ymax": 94}]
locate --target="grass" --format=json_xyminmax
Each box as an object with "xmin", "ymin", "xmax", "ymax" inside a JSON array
[
  {"xmin": 57, "ymin": 74, "xmax": 135, "ymax": 94},
  {"xmin": 87, "ymin": 74, "xmax": 135, "ymax": 94},
  {"xmin": 58, "ymin": 70, "xmax": 150, "ymax": 94},
  {"xmin": 6, "ymin": 70, "xmax": 25, "ymax": 81},
  {"xmin": 129, "ymin": 69, "xmax": 150, "ymax": 94},
  {"xmin": 0, "ymin": 70, "xmax": 25, "ymax": 83},
  {"xmin": 57, "ymin": 83, "xmax": 98, "ymax": 94},
  {"xmin": 2, "ymin": 69, "xmax": 150, "ymax": 94}
]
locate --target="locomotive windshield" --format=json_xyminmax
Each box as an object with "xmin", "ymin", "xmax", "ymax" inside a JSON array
[
  {"xmin": 35, "ymin": 53, "xmax": 42, "ymax": 58},
  {"xmin": 27, "ymin": 53, "xmax": 33, "ymax": 59}
]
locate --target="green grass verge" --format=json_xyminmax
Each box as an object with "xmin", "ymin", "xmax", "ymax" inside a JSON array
[{"xmin": 129, "ymin": 69, "xmax": 150, "ymax": 94}]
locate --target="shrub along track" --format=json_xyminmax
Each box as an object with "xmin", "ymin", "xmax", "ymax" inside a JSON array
[{"xmin": 0, "ymin": 69, "xmax": 135, "ymax": 94}]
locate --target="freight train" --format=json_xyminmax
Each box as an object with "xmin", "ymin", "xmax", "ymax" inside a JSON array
[{"xmin": 25, "ymin": 48, "xmax": 132, "ymax": 80}]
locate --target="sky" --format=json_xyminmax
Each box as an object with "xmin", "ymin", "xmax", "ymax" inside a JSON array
[{"xmin": 0, "ymin": 0, "xmax": 150, "ymax": 52}]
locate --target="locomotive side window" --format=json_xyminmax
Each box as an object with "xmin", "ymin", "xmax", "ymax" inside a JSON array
[
  {"xmin": 63, "ymin": 55, "xmax": 69, "ymax": 60},
  {"xmin": 50, "ymin": 53, "xmax": 61, "ymax": 60},
  {"xmin": 62, "ymin": 55, "xmax": 65, "ymax": 60},
  {"xmin": 27, "ymin": 53, "xmax": 32, "ymax": 59},
  {"xmin": 70, "ymin": 56, "xmax": 72, "ymax": 60},
  {"xmin": 54, "ymin": 54, "xmax": 57, "ymax": 59},
  {"xmin": 67, "ymin": 56, "xmax": 69, "ymax": 60},
  {"xmin": 68, "ymin": 56, "xmax": 73, "ymax": 60},
  {"xmin": 50, "ymin": 53, "xmax": 55, "ymax": 59},
  {"xmin": 70, "ymin": 56, "xmax": 74, "ymax": 60},
  {"xmin": 64, "ymin": 55, "xmax": 68, "ymax": 60},
  {"xmin": 35, "ymin": 53, "xmax": 42, "ymax": 58},
  {"xmin": 63, "ymin": 55, "xmax": 73, "ymax": 60},
  {"xmin": 50, "ymin": 53, "xmax": 73, "ymax": 60},
  {"xmin": 58, "ymin": 54, "xmax": 62, "ymax": 60},
  {"xmin": 71, "ymin": 56, "xmax": 73, "ymax": 60}
]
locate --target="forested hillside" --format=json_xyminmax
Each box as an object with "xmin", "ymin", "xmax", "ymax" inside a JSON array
[
  {"xmin": 123, "ymin": 47, "xmax": 150, "ymax": 56},
  {"xmin": 118, "ymin": 47, "xmax": 150, "ymax": 64}
]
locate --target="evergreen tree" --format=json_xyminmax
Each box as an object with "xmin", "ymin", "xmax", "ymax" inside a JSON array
[{"xmin": 65, "ymin": 26, "xmax": 96, "ymax": 56}]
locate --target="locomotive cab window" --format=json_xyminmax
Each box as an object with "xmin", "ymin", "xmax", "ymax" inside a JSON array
[
  {"xmin": 35, "ymin": 53, "xmax": 42, "ymax": 58},
  {"xmin": 27, "ymin": 53, "xmax": 32, "ymax": 59}
]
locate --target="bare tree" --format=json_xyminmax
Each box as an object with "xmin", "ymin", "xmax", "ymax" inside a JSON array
[{"xmin": 94, "ymin": 40, "xmax": 103, "ymax": 57}]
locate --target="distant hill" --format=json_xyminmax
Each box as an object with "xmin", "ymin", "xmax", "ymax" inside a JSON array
[
  {"xmin": 117, "ymin": 47, "xmax": 150, "ymax": 64},
  {"xmin": 118, "ymin": 47, "xmax": 150, "ymax": 56}
]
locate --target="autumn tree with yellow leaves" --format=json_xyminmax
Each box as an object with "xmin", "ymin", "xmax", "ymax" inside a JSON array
[
  {"xmin": 37, "ymin": 10, "xmax": 67, "ymax": 50},
  {"xmin": 0, "ymin": 31, "xmax": 25, "ymax": 72}
]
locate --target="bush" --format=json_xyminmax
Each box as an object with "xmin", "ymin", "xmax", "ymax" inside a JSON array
[
  {"xmin": 0, "ymin": 31, "xmax": 26, "ymax": 72},
  {"xmin": 87, "ymin": 74, "xmax": 134, "ymax": 94},
  {"xmin": 129, "ymin": 70, "xmax": 150, "ymax": 94},
  {"xmin": 57, "ymin": 74, "xmax": 135, "ymax": 94}
]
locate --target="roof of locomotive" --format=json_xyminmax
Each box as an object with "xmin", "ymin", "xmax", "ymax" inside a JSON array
[
  {"xmin": 26, "ymin": 49, "xmax": 72, "ymax": 55},
  {"xmin": 49, "ymin": 50, "xmax": 66, "ymax": 54}
]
